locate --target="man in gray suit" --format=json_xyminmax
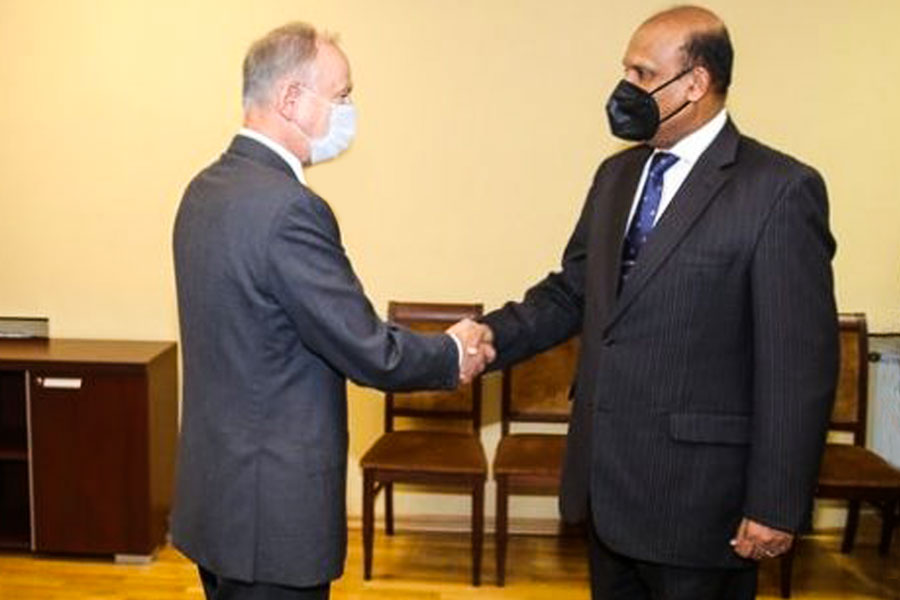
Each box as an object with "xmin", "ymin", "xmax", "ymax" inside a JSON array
[
  {"xmin": 171, "ymin": 23, "xmax": 493, "ymax": 600},
  {"xmin": 477, "ymin": 6, "xmax": 838, "ymax": 599}
]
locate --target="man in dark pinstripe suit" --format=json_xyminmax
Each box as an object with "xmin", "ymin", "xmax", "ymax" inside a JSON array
[{"xmin": 479, "ymin": 6, "xmax": 839, "ymax": 598}]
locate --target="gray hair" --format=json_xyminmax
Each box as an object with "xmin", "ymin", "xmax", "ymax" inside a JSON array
[{"xmin": 242, "ymin": 22, "xmax": 325, "ymax": 110}]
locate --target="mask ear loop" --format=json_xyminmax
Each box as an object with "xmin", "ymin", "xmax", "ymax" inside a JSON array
[
  {"xmin": 650, "ymin": 66, "xmax": 695, "ymax": 125},
  {"xmin": 648, "ymin": 66, "xmax": 694, "ymax": 96}
]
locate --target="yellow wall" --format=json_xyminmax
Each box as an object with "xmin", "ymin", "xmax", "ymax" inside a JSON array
[{"xmin": 2, "ymin": 0, "xmax": 898, "ymax": 524}]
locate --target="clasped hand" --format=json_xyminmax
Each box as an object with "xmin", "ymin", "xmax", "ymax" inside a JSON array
[
  {"xmin": 731, "ymin": 517, "xmax": 794, "ymax": 561},
  {"xmin": 446, "ymin": 319, "xmax": 495, "ymax": 384}
]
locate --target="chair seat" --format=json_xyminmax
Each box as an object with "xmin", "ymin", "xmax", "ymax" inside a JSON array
[
  {"xmin": 818, "ymin": 444, "xmax": 900, "ymax": 489},
  {"xmin": 360, "ymin": 430, "xmax": 487, "ymax": 474},
  {"xmin": 493, "ymin": 433, "xmax": 566, "ymax": 477}
]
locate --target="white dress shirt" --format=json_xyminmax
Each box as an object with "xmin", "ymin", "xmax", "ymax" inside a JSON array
[
  {"xmin": 625, "ymin": 109, "xmax": 728, "ymax": 232},
  {"xmin": 237, "ymin": 127, "xmax": 307, "ymax": 185}
]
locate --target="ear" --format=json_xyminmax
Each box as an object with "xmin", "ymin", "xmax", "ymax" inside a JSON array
[
  {"xmin": 686, "ymin": 66, "xmax": 712, "ymax": 102},
  {"xmin": 274, "ymin": 80, "xmax": 303, "ymax": 121}
]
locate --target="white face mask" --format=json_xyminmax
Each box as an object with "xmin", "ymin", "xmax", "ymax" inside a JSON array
[{"xmin": 301, "ymin": 98, "xmax": 357, "ymax": 165}]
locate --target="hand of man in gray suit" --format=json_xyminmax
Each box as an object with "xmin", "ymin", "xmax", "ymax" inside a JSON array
[{"xmin": 446, "ymin": 319, "xmax": 495, "ymax": 384}]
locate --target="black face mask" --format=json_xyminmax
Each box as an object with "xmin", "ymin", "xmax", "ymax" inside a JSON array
[{"xmin": 605, "ymin": 68, "xmax": 692, "ymax": 141}]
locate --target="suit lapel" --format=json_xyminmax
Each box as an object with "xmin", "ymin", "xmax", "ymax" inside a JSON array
[
  {"xmin": 605, "ymin": 120, "xmax": 741, "ymax": 330},
  {"xmin": 592, "ymin": 147, "xmax": 652, "ymax": 320}
]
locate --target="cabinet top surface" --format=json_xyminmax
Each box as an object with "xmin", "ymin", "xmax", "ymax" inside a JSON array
[{"xmin": 0, "ymin": 339, "xmax": 176, "ymax": 365}]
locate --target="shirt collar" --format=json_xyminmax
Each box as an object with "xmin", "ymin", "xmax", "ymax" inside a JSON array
[
  {"xmin": 237, "ymin": 127, "xmax": 306, "ymax": 184},
  {"xmin": 660, "ymin": 108, "xmax": 728, "ymax": 166}
]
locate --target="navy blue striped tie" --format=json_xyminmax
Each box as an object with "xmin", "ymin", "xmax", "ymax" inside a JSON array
[{"xmin": 620, "ymin": 152, "xmax": 679, "ymax": 285}]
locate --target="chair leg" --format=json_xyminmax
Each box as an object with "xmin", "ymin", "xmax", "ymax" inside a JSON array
[
  {"xmin": 495, "ymin": 476, "xmax": 508, "ymax": 587},
  {"xmin": 842, "ymin": 499, "xmax": 861, "ymax": 554},
  {"xmin": 471, "ymin": 480, "xmax": 484, "ymax": 587},
  {"xmin": 779, "ymin": 541, "xmax": 797, "ymax": 598},
  {"xmin": 362, "ymin": 470, "xmax": 376, "ymax": 580},
  {"xmin": 385, "ymin": 482, "xmax": 394, "ymax": 536},
  {"xmin": 878, "ymin": 500, "xmax": 898, "ymax": 556}
]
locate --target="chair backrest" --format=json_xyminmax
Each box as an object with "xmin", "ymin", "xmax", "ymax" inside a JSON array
[
  {"xmin": 385, "ymin": 301, "xmax": 484, "ymax": 438},
  {"xmin": 500, "ymin": 337, "xmax": 579, "ymax": 436},
  {"xmin": 831, "ymin": 313, "xmax": 869, "ymax": 445}
]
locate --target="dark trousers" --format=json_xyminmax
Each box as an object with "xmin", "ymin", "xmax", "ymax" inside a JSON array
[
  {"xmin": 587, "ymin": 523, "xmax": 758, "ymax": 600},
  {"xmin": 199, "ymin": 566, "xmax": 330, "ymax": 600}
]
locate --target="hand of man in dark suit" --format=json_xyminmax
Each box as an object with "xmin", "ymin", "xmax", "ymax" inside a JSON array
[
  {"xmin": 446, "ymin": 319, "xmax": 495, "ymax": 384},
  {"xmin": 730, "ymin": 518, "xmax": 794, "ymax": 561}
]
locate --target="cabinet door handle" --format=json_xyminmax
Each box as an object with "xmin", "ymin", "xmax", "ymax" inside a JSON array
[{"xmin": 36, "ymin": 377, "xmax": 83, "ymax": 390}]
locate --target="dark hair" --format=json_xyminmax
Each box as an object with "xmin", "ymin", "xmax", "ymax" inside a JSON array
[{"xmin": 683, "ymin": 26, "xmax": 733, "ymax": 96}]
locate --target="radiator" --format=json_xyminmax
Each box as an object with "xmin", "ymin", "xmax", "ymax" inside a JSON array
[{"xmin": 869, "ymin": 335, "xmax": 900, "ymax": 469}]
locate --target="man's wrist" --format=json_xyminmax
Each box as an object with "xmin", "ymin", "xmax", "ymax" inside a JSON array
[{"xmin": 447, "ymin": 332, "xmax": 464, "ymax": 369}]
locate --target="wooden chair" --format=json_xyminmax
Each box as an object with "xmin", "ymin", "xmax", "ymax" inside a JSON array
[
  {"xmin": 493, "ymin": 337, "xmax": 579, "ymax": 586},
  {"xmin": 779, "ymin": 313, "xmax": 900, "ymax": 598},
  {"xmin": 359, "ymin": 302, "xmax": 487, "ymax": 586}
]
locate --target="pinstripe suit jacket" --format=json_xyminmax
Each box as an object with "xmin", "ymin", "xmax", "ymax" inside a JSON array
[{"xmin": 482, "ymin": 120, "xmax": 839, "ymax": 568}]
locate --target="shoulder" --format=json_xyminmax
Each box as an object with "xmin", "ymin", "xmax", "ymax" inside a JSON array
[
  {"xmin": 221, "ymin": 152, "xmax": 337, "ymax": 221},
  {"xmin": 177, "ymin": 153, "xmax": 341, "ymax": 251},
  {"xmin": 736, "ymin": 134, "xmax": 824, "ymax": 190},
  {"xmin": 733, "ymin": 135, "xmax": 830, "ymax": 241},
  {"xmin": 262, "ymin": 179, "xmax": 341, "ymax": 250}
]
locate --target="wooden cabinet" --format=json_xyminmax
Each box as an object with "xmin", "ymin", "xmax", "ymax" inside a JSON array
[{"xmin": 0, "ymin": 339, "xmax": 177, "ymax": 559}]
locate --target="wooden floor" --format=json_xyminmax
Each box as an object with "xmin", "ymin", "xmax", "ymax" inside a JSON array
[{"xmin": 0, "ymin": 518, "xmax": 897, "ymax": 599}]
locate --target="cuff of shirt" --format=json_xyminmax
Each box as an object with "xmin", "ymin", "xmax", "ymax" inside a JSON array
[{"xmin": 447, "ymin": 332, "xmax": 464, "ymax": 369}]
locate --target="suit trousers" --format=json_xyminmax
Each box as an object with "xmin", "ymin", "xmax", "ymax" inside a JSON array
[
  {"xmin": 587, "ymin": 519, "xmax": 758, "ymax": 600},
  {"xmin": 199, "ymin": 566, "xmax": 330, "ymax": 600}
]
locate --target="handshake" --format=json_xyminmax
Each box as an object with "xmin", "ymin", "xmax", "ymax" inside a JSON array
[{"xmin": 446, "ymin": 319, "xmax": 496, "ymax": 384}]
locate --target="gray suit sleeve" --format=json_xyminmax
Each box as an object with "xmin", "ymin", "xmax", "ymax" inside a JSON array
[
  {"xmin": 743, "ymin": 168, "xmax": 839, "ymax": 532},
  {"xmin": 267, "ymin": 192, "xmax": 459, "ymax": 391}
]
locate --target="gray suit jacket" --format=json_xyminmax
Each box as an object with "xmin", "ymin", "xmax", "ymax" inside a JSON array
[
  {"xmin": 483, "ymin": 120, "xmax": 839, "ymax": 569},
  {"xmin": 171, "ymin": 136, "xmax": 458, "ymax": 587}
]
